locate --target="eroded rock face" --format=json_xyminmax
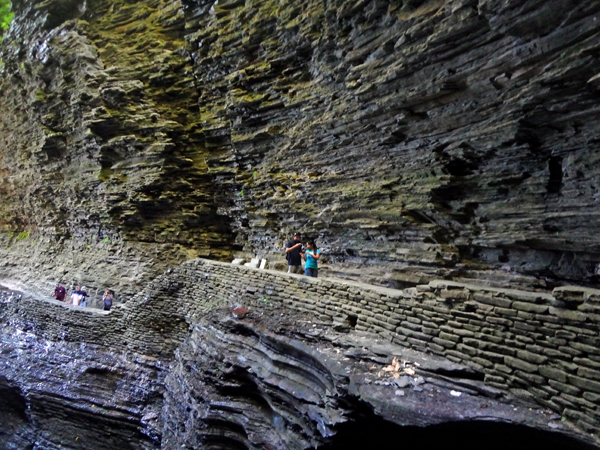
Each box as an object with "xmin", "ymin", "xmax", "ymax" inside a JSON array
[
  {"xmin": 0, "ymin": 292, "xmax": 596, "ymax": 450},
  {"xmin": 162, "ymin": 309, "xmax": 600, "ymax": 450},
  {"xmin": 1, "ymin": 0, "xmax": 600, "ymax": 293}
]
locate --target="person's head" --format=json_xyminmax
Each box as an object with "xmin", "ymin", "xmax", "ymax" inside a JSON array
[
  {"xmin": 306, "ymin": 240, "xmax": 317, "ymax": 250},
  {"xmin": 293, "ymin": 232, "xmax": 301, "ymax": 242},
  {"xmin": 76, "ymin": 285, "xmax": 81, "ymax": 291},
  {"xmin": 105, "ymin": 289, "xmax": 111, "ymax": 295},
  {"xmin": 81, "ymin": 286, "xmax": 87, "ymax": 292}
]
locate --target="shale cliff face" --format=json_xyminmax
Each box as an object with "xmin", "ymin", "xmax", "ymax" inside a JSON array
[{"xmin": 1, "ymin": 0, "xmax": 600, "ymax": 294}]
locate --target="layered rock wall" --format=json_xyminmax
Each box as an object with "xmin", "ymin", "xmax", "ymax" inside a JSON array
[
  {"xmin": 1, "ymin": 0, "xmax": 600, "ymax": 293},
  {"xmin": 4, "ymin": 258, "xmax": 600, "ymax": 435}
]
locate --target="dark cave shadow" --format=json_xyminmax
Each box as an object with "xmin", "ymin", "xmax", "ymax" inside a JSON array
[{"xmin": 320, "ymin": 404, "xmax": 597, "ymax": 450}]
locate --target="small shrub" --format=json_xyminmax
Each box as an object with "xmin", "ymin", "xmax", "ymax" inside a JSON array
[
  {"xmin": 0, "ymin": 0, "xmax": 13, "ymax": 42},
  {"xmin": 16, "ymin": 231, "xmax": 30, "ymax": 240}
]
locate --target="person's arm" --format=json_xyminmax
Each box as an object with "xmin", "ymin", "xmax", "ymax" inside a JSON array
[
  {"xmin": 285, "ymin": 243, "xmax": 301, "ymax": 253},
  {"xmin": 312, "ymin": 250, "xmax": 321, "ymax": 260}
]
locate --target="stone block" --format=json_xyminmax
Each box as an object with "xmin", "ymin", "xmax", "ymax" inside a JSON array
[
  {"xmin": 539, "ymin": 365, "xmax": 568, "ymax": 382},
  {"xmin": 473, "ymin": 293, "xmax": 512, "ymax": 308},
  {"xmin": 542, "ymin": 348, "xmax": 572, "ymax": 360},
  {"xmin": 516, "ymin": 349, "xmax": 548, "ymax": 365},
  {"xmin": 504, "ymin": 356, "xmax": 538, "ymax": 373},
  {"xmin": 545, "ymin": 336, "xmax": 567, "ymax": 346},
  {"xmin": 529, "ymin": 387, "xmax": 550, "ymax": 400},
  {"xmin": 432, "ymin": 337, "xmax": 456, "ymax": 349},
  {"xmin": 396, "ymin": 326, "xmax": 432, "ymax": 342},
  {"xmin": 407, "ymin": 337, "xmax": 429, "ymax": 350},
  {"xmin": 513, "ymin": 321, "xmax": 536, "ymax": 332},
  {"xmin": 494, "ymin": 307, "xmax": 518, "ymax": 317},
  {"xmin": 478, "ymin": 350, "xmax": 505, "ymax": 364},
  {"xmin": 570, "ymin": 341, "xmax": 600, "ymax": 355},
  {"xmin": 456, "ymin": 343, "xmax": 477, "ymax": 357},
  {"xmin": 421, "ymin": 326, "xmax": 439, "ymax": 337},
  {"xmin": 464, "ymin": 322, "xmax": 484, "ymax": 332},
  {"xmin": 514, "ymin": 370, "xmax": 545, "ymax": 385},
  {"xmin": 438, "ymin": 331, "xmax": 460, "ymax": 342},
  {"xmin": 494, "ymin": 364, "xmax": 512, "ymax": 374},
  {"xmin": 558, "ymin": 345, "xmax": 583, "ymax": 357},
  {"xmin": 450, "ymin": 312, "xmax": 482, "ymax": 324},
  {"xmin": 427, "ymin": 342, "xmax": 446, "ymax": 353},
  {"xmin": 564, "ymin": 408, "xmax": 599, "ymax": 425},
  {"xmin": 401, "ymin": 320, "xmax": 423, "ymax": 331},
  {"xmin": 549, "ymin": 307, "xmax": 588, "ymax": 323},
  {"xmin": 512, "ymin": 302, "xmax": 549, "ymax": 314},
  {"xmin": 486, "ymin": 317, "xmax": 513, "ymax": 327},
  {"xmin": 569, "ymin": 375, "xmax": 600, "ymax": 394},
  {"xmin": 548, "ymin": 379, "xmax": 582, "ymax": 396},
  {"xmin": 582, "ymin": 391, "xmax": 600, "ymax": 403},
  {"xmin": 561, "ymin": 395, "xmax": 597, "ymax": 411},
  {"xmin": 574, "ymin": 357, "xmax": 600, "ymax": 370}
]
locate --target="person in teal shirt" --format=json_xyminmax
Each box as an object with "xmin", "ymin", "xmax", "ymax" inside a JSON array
[{"xmin": 302, "ymin": 240, "xmax": 320, "ymax": 277}]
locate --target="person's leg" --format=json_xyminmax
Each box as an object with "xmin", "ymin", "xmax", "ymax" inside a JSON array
[
  {"xmin": 288, "ymin": 265, "xmax": 292, "ymax": 273},
  {"xmin": 305, "ymin": 268, "xmax": 317, "ymax": 277}
]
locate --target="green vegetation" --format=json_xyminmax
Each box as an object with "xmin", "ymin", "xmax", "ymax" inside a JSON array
[
  {"xmin": 258, "ymin": 294, "xmax": 273, "ymax": 307},
  {"xmin": 16, "ymin": 230, "xmax": 30, "ymax": 240},
  {"xmin": 0, "ymin": 0, "xmax": 13, "ymax": 42}
]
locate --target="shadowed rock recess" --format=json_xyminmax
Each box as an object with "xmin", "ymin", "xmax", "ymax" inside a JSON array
[{"xmin": 1, "ymin": 0, "xmax": 600, "ymax": 448}]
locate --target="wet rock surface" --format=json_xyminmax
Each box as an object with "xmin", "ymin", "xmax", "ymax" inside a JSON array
[
  {"xmin": 0, "ymin": 0, "xmax": 599, "ymax": 296},
  {"xmin": 0, "ymin": 288, "xmax": 164, "ymax": 449},
  {"xmin": 0, "ymin": 281, "xmax": 596, "ymax": 449}
]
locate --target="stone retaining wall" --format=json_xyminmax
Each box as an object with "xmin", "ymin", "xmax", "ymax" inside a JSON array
[{"xmin": 1, "ymin": 258, "xmax": 599, "ymax": 433}]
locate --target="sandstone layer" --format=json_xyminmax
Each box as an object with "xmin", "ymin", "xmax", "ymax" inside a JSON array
[{"xmin": 0, "ymin": 0, "xmax": 599, "ymax": 297}]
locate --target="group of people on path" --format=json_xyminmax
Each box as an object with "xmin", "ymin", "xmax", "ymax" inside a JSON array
[
  {"xmin": 285, "ymin": 232, "xmax": 321, "ymax": 277},
  {"xmin": 54, "ymin": 284, "xmax": 114, "ymax": 311}
]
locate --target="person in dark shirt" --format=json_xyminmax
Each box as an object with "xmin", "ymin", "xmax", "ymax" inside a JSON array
[
  {"xmin": 54, "ymin": 283, "xmax": 66, "ymax": 301},
  {"xmin": 285, "ymin": 232, "xmax": 303, "ymax": 274},
  {"xmin": 81, "ymin": 286, "xmax": 89, "ymax": 307},
  {"xmin": 103, "ymin": 289, "xmax": 114, "ymax": 311}
]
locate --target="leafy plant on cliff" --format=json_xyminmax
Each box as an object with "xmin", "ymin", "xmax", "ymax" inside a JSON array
[
  {"xmin": 16, "ymin": 230, "xmax": 29, "ymax": 240},
  {"xmin": 0, "ymin": 0, "xmax": 13, "ymax": 41}
]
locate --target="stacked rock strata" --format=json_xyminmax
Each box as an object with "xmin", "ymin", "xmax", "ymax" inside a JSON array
[
  {"xmin": 0, "ymin": 0, "xmax": 600, "ymax": 294},
  {"xmin": 2, "ymin": 258, "xmax": 600, "ymax": 443}
]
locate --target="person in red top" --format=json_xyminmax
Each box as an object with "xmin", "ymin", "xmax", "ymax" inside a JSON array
[{"xmin": 54, "ymin": 283, "xmax": 66, "ymax": 301}]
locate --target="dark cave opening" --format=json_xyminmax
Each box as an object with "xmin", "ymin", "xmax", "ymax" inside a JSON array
[
  {"xmin": 320, "ymin": 403, "xmax": 596, "ymax": 450},
  {"xmin": 547, "ymin": 156, "xmax": 563, "ymax": 194}
]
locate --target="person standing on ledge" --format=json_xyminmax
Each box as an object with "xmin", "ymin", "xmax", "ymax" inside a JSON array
[
  {"xmin": 70, "ymin": 285, "xmax": 84, "ymax": 306},
  {"xmin": 80, "ymin": 286, "xmax": 89, "ymax": 307},
  {"xmin": 54, "ymin": 283, "xmax": 66, "ymax": 302},
  {"xmin": 303, "ymin": 240, "xmax": 321, "ymax": 278},
  {"xmin": 285, "ymin": 232, "xmax": 303, "ymax": 274},
  {"xmin": 102, "ymin": 289, "xmax": 114, "ymax": 311}
]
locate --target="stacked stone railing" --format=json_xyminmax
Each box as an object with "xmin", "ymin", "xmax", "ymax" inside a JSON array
[{"xmin": 1, "ymin": 258, "xmax": 599, "ymax": 434}]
